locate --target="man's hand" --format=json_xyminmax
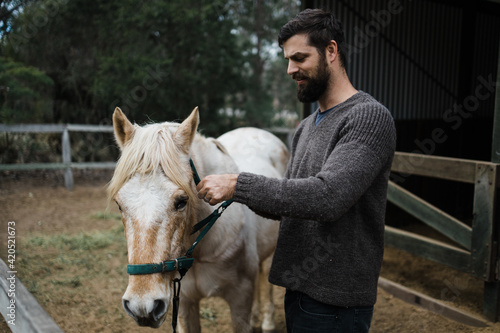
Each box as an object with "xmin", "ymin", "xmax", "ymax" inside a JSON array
[{"xmin": 196, "ymin": 174, "xmax": 238, "ymax": 205}]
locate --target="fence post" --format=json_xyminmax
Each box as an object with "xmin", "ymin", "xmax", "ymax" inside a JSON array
[
  {"xmin": 472, "ymin": 163, "xmax": 499, "ymax": 322},
  {"xmin": 62, "ymin": 127, "xmax": 73, "ymax": 191},
  {"xmin": 491, "ymin": 35, "xmax": 500, "ymax": 164},
  {"xmin": 482, "ymin": 36, "xmax": 500, "ymax": 322}
]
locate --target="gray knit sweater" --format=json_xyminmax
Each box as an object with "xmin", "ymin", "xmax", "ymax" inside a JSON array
[{"xmin": 233, "ymin": 91, "xmax": 396, "ymax": 307}]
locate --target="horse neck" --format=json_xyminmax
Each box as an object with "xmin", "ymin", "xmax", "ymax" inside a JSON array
[
  {"xmin": 190, "ymin": 135, "xmax": 239, "ymax": 176},
  {"xmin": 186, "ymin": 135, "xmax": 245, "ymax": 260}
]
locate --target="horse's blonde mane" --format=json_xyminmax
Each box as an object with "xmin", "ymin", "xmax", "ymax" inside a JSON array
[{"xmin": 107, "ymin": 121, "xmax": 196, "ymax": 207}]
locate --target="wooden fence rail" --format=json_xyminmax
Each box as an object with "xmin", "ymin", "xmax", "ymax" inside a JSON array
[
  {"xmin": 0, "ymin": 259, "xmax": 63, "ymax": 333},
  {"xmin": 0, "ymin": 124, "xmax": 294, "ymax": 190},
  {"xmin": 0, "ymin": 124, "xmax": 115, "ymax": 190},
  {"xmin": 389, "ymin": 152, "xmax": 499, "ymax": 322}
]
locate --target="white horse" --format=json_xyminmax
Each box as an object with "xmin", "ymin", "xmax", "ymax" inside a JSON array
[{"xmin": 108, "ymin": 107, "xmax": 289, "ymax": 332}]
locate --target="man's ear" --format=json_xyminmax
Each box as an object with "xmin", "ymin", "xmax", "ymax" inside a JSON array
[{"xmin": 325, "ymin": 40, "xmax": 338, "ymax": 63}]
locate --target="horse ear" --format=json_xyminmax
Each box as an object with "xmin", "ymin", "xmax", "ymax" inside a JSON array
[
  {"xmin": 174, "ymin": 107, "xmax": 199, "ymax": 153},
  {"xmin": 113, "ymin": 107, "xmax": 135, "ymax": 149}
]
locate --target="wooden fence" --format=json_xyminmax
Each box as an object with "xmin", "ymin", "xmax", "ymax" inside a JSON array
[
  {"xmin": 0, "ymin": 258, "xmax": 63, "ymax": 333},
  {"xmin": 0, "ymin": 124, "xmax": 116, "ymax": 190},
  {"xmin": 389, "ymin": 152, "xmax": 499, "ymax": 322},
  {"xmin": 0, "ymin": 124, "xmax": 294, "ymax": 190}
]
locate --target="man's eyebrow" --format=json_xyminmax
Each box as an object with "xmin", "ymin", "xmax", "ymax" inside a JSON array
[{"xmin": 285, "ymin": 52, "xmax": 310, "ymax": 60}]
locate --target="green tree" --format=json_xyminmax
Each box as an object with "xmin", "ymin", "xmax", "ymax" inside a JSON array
[
  {"xmin": 93, "ymin": 0, "xmax": 246, "ymax": 134},
  {"xmin": 228, "ymin": 0, "xmax": 301, "ymax": 128},
  {"xmin": 0, "ymin": 56, "xmax": 54, "ymax": 123},
  {"xmin": 3, "ymin": 0, "xmax": 246, "ymax": 133},
  {"xmin": 0, "ymin": 0, "xmax": 33, "ymax": 39},
  {"xmin": 1, "ymin": 0, "xmax": 301, "ymax": 134}
]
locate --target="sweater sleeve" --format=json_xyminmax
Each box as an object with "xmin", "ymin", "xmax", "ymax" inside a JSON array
[{"xmin": 233, "ymin": 105, "xmax": 396, "ymax": 222}]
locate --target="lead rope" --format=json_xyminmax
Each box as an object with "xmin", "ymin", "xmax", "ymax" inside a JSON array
[
  {"xmin": 171, "ymin": 264, "xmax": 188, "ymax": 333},
  {"xmin": 170, "ymin": 159, "xmax": 233, "ymax": 333},
  {"xmin": 172, "ymin": 277, "xmax": 182, "ymax": 332}
]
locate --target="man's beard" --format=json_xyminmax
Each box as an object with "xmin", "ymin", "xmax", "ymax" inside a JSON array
[{"xmin": 293, "ymin": 59, "xmax": 330, "ymax": 103}]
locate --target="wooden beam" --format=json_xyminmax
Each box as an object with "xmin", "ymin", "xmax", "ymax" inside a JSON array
[
  {"xmin": 391, "ymin": 152, "xmax": 478, "ymax": 184},
  {"xmin": 0, "ymin": 124, "xmax": 65, "ymax": 133},
  {"xmin": 0, "ymin": 124, "xmax": 113, "ymax": 133},
  {"xmin": 62, "ymin": 129, "xmax": 73, "ymax": 191},
  {"xmin": 71, "ymin": 162, "xmax": 116, "ymax": 169},
  {"xmin": 471, "ymin": 164, "xmax": 497, "ymax": 281},
  {"xmin": 484, "ymin": 282, "xmax": 500, "ymax": 322},
  {"xmin": 384, "ymin": 226, "xmax": 472, "ymax": 274},
  {"xmin": 0, "ymin": 163, "xmax": 66, "ymax": 171},
  {"xmin": 472, "ymin": 164, "xmax": 499, "ymax": 321},
  {"xmin": 0, "ymin": 259, "xmax": 63, "ymax": 333},
  {"xmin": 378, "ymin": 277, "xmax": 489, "ymax": 327},
  {"xmin": 492, "ymin": 35, "xmax": 500, "ymax": 164},
  {"xmin": 387, "ymin": 181, "xmax": 472, "ymax": 250},
  {"xmin": 0, "ymin": 162, "xmax": 116, "ymax": 171},
  {"xmin": 486, "ymin": 37, "xmax": 500, "ymax": 322},
  {"xmin": 66, "ymin": 124, "xmax": 113, "ymax": 132}
]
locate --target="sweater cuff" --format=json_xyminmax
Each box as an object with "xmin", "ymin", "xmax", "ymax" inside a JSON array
[{"xmin": 233, "ymin": 172, "xmax": 256, "ymax": 205}]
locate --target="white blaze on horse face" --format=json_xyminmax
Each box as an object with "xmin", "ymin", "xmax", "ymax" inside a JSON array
[
  {"xmin": 120, "ymin": 173, "xmax": 171, "ymax": 261},
  {"xmin": 118, "ymin": 171, "xmax": 187, "ymax": 327}
]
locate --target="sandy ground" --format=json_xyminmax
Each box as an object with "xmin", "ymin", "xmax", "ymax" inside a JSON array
[{"xmin": 1, "ymin": 170, "xmax": 499, "ymax": 332}]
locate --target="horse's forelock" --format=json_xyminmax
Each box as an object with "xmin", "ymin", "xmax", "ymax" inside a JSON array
[{"xmin": 107, "ymin": 122, "xmax": 196, "ymax": 207}]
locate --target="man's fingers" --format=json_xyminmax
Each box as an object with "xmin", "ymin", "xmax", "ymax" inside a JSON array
[
  {"xmin": 196, "ymin": 178, "xmax": 216, "ymax": 204},
  {"xmin": 196, "ymin": 179, "xmax": 206, "ymax": 199},
  {"xmin": 195, "ymin": 174, "xmax": 236, "ymax": 205}
]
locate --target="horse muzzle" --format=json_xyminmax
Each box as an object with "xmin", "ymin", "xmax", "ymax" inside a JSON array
[{"xmin": 122, "ymin": 297, "xmax": 168, "ymax": 328}]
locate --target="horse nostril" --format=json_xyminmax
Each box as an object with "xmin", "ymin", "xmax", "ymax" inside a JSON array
[
  {"xmin": 123, "ymin": 299, "xmax": 137, "ymax": 320},
  {"xmin": 153, "ymin": 299, "xmax": 167, "ymax": 321}
]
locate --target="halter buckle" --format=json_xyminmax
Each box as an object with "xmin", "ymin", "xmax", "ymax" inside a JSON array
[{"xmin": 216, "ymin": 205, "xmax": 227, "ymax": 215}]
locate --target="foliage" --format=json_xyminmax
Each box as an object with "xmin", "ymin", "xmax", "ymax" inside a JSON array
[
  {"xmin": 223, "ymin": 0, "xmax": 301, "ymax": 129},
  {"xmin": 1, "ymin": 0, "xmax": 301, "ymax": 136},
  {"xmin": 0, "ymin": 132, "xmax": 58, "ymax": 163},
  {"xmin": 0, "ymin": 0, "xmax": 34, "ymax": 38},
  {"xmin": 0, "ymin": 56, "xmax": 54, "ymax": 123}
]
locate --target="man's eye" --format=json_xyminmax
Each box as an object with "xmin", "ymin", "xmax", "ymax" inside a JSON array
[{"xmin": 292, "ymin": 56, "xmax": 306, "ymax": 62}]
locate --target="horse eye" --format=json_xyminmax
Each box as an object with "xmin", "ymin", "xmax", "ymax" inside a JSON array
[
  {"xmin": 174, "ymin": 197, "xmax": 188, "ymax": 211},
  {"xmin": 115, "ymin": 201, "xmax": 123, "ymax": 212}
]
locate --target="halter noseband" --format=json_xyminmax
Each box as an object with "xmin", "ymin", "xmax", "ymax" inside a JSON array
[{"xmin": 126, "ymin": 257, "xmax": 194, "ymax": 275}]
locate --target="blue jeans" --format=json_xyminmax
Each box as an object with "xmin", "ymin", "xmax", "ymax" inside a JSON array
[{"xmin": 285, "ymin": 289, "xmax": 374, "ymax": 333}]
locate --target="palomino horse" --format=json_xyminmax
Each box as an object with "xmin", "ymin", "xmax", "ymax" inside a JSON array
[{"xmin": 108, "ymin": 107, "xmax": 289, "ymax": 332}]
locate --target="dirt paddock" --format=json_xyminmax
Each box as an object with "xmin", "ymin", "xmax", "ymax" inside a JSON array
[{"xmin": 1, "ymin": 171, "xmax": 499, "ymax": 332}]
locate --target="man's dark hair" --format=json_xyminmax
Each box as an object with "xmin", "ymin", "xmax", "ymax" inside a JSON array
[{"xmin": 278, "ymin": 9, "xmax": 347, "ymax": 68}]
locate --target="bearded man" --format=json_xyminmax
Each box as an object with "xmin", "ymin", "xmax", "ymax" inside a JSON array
[{"xmin": 197, "ymin": 9, "xmax": 396, "ymax": 332}]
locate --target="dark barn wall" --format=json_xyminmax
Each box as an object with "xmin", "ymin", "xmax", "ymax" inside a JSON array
[{"xmin": 303, "ymin": 0, "xmax": 500, "ymax": 224}]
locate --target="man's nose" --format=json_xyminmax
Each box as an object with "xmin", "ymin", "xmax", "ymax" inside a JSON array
[{"xmin": 287, "ymin": 61, "xmax": 299, "ymax": 76}]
